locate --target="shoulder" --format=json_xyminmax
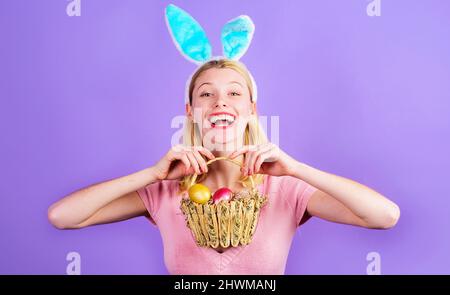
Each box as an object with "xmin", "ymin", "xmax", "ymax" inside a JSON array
[
  {"xmin": 136, "ymin": 179, "xmax": 182, "ymax": 217},
  {"xmin": 263, "ymin": 174, "xmax": 318, "ymax": 210},
  {"xmin": 137, "ymin": 179, "xmax": 182, "ymax": 201},
  {"xmin": 263, "ymin": 175, "xmax": 318, "ymax": 226},
  {"xmin": 139, "ymin": 180, "xmax": 180, "ymax": 193}
]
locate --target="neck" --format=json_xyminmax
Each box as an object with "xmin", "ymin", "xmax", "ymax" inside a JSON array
[
  {"xmin": 203, "ymin": 154, "xmax": 244, "ymax": 191},
  {"xmin": 201, "ymin": 140, "xmax": 245, "ymax": 191}
]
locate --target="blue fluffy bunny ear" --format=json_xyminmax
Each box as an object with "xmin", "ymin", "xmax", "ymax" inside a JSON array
[
  {"xmin": 165, "ymin": 4, "xmax": 212, "ymax": 65},
  {"xmin": 221, "ymin": 15, "xmax": 255, "ymax": 60}
]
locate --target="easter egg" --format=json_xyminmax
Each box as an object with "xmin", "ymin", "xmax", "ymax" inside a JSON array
[
  {"xmin": 188, "ymin": 184, "xmax": 211, "ymax": 204},
  {"xmin": 212, "ymin": 187, "xmax": 233, "ymax": 204}
]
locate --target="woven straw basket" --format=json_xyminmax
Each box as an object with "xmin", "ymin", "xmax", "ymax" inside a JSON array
[{"xmin": 180, "ymin": 157, "xmax": 267, "ymax": 248}]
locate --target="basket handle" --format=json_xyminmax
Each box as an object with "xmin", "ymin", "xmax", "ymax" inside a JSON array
[{"xmin": 188, "ymin": 156, "xmax": 255, "ymax": 189}]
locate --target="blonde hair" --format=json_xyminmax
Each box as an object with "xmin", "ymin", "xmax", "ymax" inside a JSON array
[{"xmin": 179, "ymin": 59, "xmax": 268, "ymax": 193}]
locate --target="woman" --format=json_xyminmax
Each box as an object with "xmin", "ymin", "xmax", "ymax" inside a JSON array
[{"xmin": 48, "ymin": 58, "xmax": 400, "ymax": 274}]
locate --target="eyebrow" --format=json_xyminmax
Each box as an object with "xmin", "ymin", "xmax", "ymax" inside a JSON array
[{"xmin": 196, "ymin": 81, "xmax": 244, "ymax": 91}]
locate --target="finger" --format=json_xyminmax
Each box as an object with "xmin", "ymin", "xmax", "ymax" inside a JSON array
[
  {"xmin": 248, "ymin": 144, "xmax": 271, "ymax": 175},
  {"xmin": 243, "ymin": 151, "xmax": 254, "ymax": 176},
  {"xmin": 171, "ymin": 144, "xmax": 185, "ymax": 154},
  {"xmin": 249, "ymin": 144, "xmax": 274, "ymax": 175},
  {"xmin": 197, "ymin": 146, "xmax": 215, "ymax": 160},
  {"xmin": 169, "ymin": 149, "xmax": 187, "ymax": 162},
  {"xmin": 186, "ymin": 152, "xmax": 201, "ymax": 174},
  {"xmin": 169, "ymin": 145, "xmax": 190, "ymax": 161},
  {"xmin": 240, "ymin": 145, "xmax": 264, "ymax": 175},
  {"xmin": 250, "ymin": 144, "xmax": 273, "ymax": 173},
  {"xmin": 229, "ymin": 145, "xmax": 249, "ymax": 159},
  {"xmin": 254, "ymin": 149, "xmax": 273, "ymax": 174},
  {"xmin": 171, "ymin": 152, "xmax": 191, "ymax": 174},
  {"xmin": 192, "ymin": 150, "xmax": 208, "ymax": 173},
  {"xmin": 248, "ymin": 150, "xmax": 261, "ymax": 175},
  {"xmin": 229, "ymin": 149, "xmax": 241, "ymax": 159},
  {"xmin": 230, "ymin": 145, "xmax": 256, "ymax": 159},
  {"xmin": 178, "ymin": 154, "xmax": 191, "ymax": 173}
]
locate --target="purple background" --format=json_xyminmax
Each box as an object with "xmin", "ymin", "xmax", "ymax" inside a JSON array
[{"xmin": 1, "ymin": 0, "xmax": 449, "ymax": 274}]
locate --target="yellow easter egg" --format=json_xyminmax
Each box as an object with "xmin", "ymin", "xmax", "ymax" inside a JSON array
[{"xmin": 188, "ymin": 184, "xmax": 211, "ymax": 204}]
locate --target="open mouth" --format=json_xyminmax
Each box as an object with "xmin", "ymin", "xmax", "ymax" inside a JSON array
[{"xmin": 208, "ymin": 113, "xmax": 236, "ymax": 128}]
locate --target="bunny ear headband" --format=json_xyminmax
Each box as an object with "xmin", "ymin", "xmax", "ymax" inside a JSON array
[{"xmin": 164, "ymin": 4, "xmax": 258, "ymax": 104}]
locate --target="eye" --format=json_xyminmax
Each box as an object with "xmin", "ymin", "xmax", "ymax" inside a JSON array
[
  {"xmin": 230, "ymin": 91, "xmax": 241, "ymax": 96},
  {"xmin": 200, "ymin": 92, "xmax": 212, "ymax": 97}
]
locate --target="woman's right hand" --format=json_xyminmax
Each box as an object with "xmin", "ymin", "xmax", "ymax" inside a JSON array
[{"xmin": 152, "ymin": 145, "xmax": 215, "ymax": 181}]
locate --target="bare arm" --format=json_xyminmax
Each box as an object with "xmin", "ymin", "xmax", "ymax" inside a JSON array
[
  {"xmin": 228, "ymin": 143, "xmax": 400, "ymax": 229},
  {"xmin": 47, "ymin": 166, "xmax": 160, "ymax": 229},
  {"xmin": 291, "ymin": 161, "xmax": 400, "ymax": 229},
  {"xmin": 47, "ymin": 145, "xmax": 215, "ymax": 230}
]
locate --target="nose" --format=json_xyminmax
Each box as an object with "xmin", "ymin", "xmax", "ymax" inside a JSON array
[{"xmin": 214, "ymin": 95, "xmax": 228, "ymax": 108}]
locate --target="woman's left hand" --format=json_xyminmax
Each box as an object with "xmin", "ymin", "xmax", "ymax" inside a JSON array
[{"xmin": 229, "ymin": 143, "xmax": 298, "ymax": 177}]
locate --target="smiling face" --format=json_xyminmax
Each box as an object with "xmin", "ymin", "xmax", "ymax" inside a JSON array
[{"xmin": 186, "ymin": 67, "xmax": 256, "ymax": 151}]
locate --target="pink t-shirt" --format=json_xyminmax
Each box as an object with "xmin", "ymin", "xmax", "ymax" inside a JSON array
[{"xmin": 137, "ymin": 174, "xmax": 318, "ymax": 275}]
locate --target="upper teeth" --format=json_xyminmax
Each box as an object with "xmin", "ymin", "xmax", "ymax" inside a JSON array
[{"xmin": 208, "ymin": 114, "xmax": 235, "ymax": 124}]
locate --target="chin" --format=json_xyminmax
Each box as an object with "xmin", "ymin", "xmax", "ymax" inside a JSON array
[{"xmin": 201, "ymin": 120, "xmax": 247, "ymax": 152}]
